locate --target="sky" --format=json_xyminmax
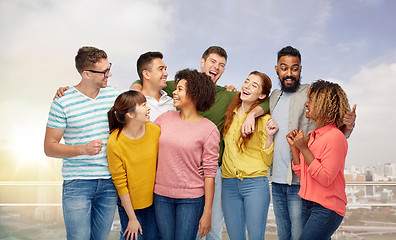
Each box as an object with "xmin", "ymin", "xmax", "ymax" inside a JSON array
[{"xmin": 0, "ymin": 0, "xmax": 395, "ymax": 178}]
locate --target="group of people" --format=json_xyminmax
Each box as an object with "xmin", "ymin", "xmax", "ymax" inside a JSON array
[{"xmin": 44, "ymin": 45, "xmax": 356, "ymax": 240}]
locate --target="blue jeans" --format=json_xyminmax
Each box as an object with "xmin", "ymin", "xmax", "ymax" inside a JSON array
[
  {"xmin": 197, "ymin": 166, "xmax": 224, "ymax": 240},
  {"xmin": 271, "ymin": 182, "xmax": 303, "ymax": 240},
  {"xmin": 118, "ymin": 198, "xmax": 160, "ymax": 240},
  {"xmin": 300, "ymin": 199, "xmax": 344, "ymax": 240},
  {"xmin": 154, "ymin": 193, "xmax": 205, "ymax": 240},
  {"xmin": 222, "ymin": 177, "xmax": 271, "ymax": 240},
  {"xmin": 62, "ymin": 178, "xmax": 118, "ymax": 240}
]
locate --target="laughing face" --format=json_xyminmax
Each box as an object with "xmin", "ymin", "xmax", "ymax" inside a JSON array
[
  {"xmin": 173, "ymin": 79, "xmax": 193, "ymax": 109},
  {"xmin": 275, "ymin": 55, "xmax": 301, "ymax": 93},
  {"xmin": 305, "ymin": 93, "xmax": 317, "ymax": 121},
  {"xmin": 200, "ymin": 53, "xmax": 226, "ymax": 84},
  {"xmin": 131, "ymin": 101, "xmax": 151, "ymax": 123},
  {"xmin": 240, "ymin": 74, "xmax": 266, "ymax": 104}
]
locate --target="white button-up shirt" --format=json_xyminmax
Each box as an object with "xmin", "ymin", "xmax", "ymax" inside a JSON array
[{"xmin": 146, "ymin": 90, "xmax": 175, "ymax": 121}]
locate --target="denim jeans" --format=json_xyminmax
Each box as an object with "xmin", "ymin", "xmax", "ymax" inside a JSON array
[
  {"xmin": 271, "ymin": 182, "xmax": 303, "ymax": 240},
  {"xmin": 222, "ymin": 177, "xmax": 271, "ymax": 240},
  {"xmin": 300, "ymin": 199, "xmax": 344, "ymax": 240},
  {"xmin": 118, "ymin": 198, "xmax": 160, "ymax": 240},
  {"xmin": 154, "ymin": 193, "xmax": 205, "ymax": 240},
  {"xmin": 197, "ymin": 166, "xmax": 224, "ymax": 240},
  {"xmin": 62, "ymin": 178, "xmax": 118, "ymax": 240}
]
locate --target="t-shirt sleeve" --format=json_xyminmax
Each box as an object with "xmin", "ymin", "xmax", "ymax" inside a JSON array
[
  {"xmin": 132, "ymin": 79, "xmax": 143, "ymax": 86},
  {"xmin": 257, "ymin": 98, "xmax": 270, "ymax": 115},
  {"xmin": 47, "ymin": 100, "xmax": 67, "ymax": 129}
]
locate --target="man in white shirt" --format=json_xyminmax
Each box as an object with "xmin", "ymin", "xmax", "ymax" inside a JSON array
[{"xmin": 137, "ymin": 51, "xmax": 175, "ymax": 121}]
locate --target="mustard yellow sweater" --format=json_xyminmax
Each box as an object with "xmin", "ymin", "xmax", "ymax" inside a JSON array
[{"xmin": 107, "ymin": 123, "xmax": 160, "ymax": 209}]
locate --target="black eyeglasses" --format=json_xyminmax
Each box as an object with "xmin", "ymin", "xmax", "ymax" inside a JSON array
[{"xmin": 85, "ymin": 63, "xmax": 112, "ymax": 77}]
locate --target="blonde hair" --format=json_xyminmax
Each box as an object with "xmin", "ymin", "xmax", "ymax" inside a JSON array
[{"xmin": 307, "ymin": 80, "xmax": 350, "ymax": 129}]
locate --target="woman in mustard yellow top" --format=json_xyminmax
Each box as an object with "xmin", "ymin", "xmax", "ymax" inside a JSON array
[
  {"xmin": 221, "ymin": 71, "xmax": 278, "ymax": 240},
  {"xmin": 107, "ymin": 90, "xmax": 161, "ymax": 240}
]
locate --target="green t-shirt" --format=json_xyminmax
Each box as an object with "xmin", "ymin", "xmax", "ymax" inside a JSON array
[{"xmin": 133, "ymin": 79, "xmax": 270, "ymax": 165}]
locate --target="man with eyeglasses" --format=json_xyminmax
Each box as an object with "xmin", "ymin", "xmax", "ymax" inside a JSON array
[{"xmin": 44, "ymin": 46, "xmax": 119, "ymax": 240}]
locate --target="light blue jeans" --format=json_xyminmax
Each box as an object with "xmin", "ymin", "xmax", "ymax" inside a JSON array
[
  {"xmin": 271, "ymin": 182, "xmax": 303, "ymax": 240},
  {"xmin": 222, "ymin": 177, "xmax": 271, "ymax": 240},
  {"xmin": 197, "ymin": 166, "xmax": 224, "ymax": 240},
  {"xmin": 62, "ymin": 178, "xmax": 118, "ymax": 240}
]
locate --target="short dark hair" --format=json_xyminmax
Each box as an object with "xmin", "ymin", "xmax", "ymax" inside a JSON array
[
  {"xmin": 137, "ymin": 51, "xmax": 164, "ymax": 80},
  {"xmin": 202, "ymin": 46, "xmax": 228, "ymax": 62},
  {"xmin": 174, "ymin": 69, "xmax": 216, "ymax": 112},
  {"xmin": 75, "ymin": 46, "xmax": 107, "ymax": 74},
  {"xmin": 277, "ymin": 46, "xmax": 301, "ymax": 62}
]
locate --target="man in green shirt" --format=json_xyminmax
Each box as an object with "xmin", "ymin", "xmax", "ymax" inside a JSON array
[{"xmin": 132, "ymin": 46, "xmax": 269, "ymax": 240}]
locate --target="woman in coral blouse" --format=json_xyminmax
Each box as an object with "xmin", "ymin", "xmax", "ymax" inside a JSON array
[
  {"xmin": 221, "ymin": 71, "xmax": 278, "ymax": 240},
  {"xmin": 286, "ymin": 80, "xmax": 350, "ymax": 239}
]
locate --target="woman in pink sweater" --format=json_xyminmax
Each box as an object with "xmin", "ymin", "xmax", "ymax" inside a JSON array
[
  {"xmin": 153, "ymin": 69, "xmax": 219, "ymax": 240},
  {"xmin": 286, "ymin": 80, "xmax": 350, "ymax": 239}
]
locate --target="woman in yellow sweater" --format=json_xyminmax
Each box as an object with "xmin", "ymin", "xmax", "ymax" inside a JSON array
[
  {"xmin": 107, "ymin": 90, "xmax": 161, "ymax": 240},
  {"xmin": 221, "ymin": 71, "xmax": 278, "ymax": 240}
]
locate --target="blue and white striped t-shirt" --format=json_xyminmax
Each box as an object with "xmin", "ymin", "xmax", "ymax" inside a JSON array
[{"xmin": 47, "ymin": 86, "xmax": 120, "ymax": 180}]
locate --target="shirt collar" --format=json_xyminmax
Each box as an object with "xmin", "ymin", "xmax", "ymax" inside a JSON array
[{"xmin": 313, "ymin": 123, "xmax": 337, "ymax": 137}]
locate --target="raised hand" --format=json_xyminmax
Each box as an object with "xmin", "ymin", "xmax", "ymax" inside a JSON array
[
  {"xmin": 293, "ymin": 130, "xmax": 311, "ymax": 150},
  {"xmin": 265, "ymin": 117, "xmax": 279, "ymax": 136},
  {"xmin": 224, "ymin": 85, "xmax": 237, "ymax": 92},
  {"xmin": 286, "ymin": 129, "xmax": 299, "ymax": 146},
  {"xmin": 343, "ymin": 104, "xmax": 357, "ymax": 129}
]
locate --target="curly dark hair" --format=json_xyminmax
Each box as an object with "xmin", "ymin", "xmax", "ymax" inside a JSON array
[
  {"xmin": 307, "ymin": 80, "xmax": 350, "ymax": 129},
  {"xmin": 174, "ymin": 69, "xmax": 216, "ymax": 112}
]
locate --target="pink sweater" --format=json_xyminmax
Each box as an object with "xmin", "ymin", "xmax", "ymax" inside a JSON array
[
  {"xmin": 292, "ymin": 124, "xmax": 348, "ymax": 216},
  {"xmin": 154, "ymin": 111, "xmax": 220, "ymax": 198}
]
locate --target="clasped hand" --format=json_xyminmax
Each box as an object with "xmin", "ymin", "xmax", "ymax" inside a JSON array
[{"xmin": 286, "ymin": 129, "xmax": 311, "ymax": 151}]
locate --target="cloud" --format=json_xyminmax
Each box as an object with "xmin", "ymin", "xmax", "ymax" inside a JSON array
[
  {"xmin": 328, "ymin": 52, "xmax": 396, "ymax": 166},
  {"xmin": 0, "ymin": 0, "xmax": 176, "ymax": 143}
]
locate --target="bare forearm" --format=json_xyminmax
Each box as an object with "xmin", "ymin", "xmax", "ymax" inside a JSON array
[
  {"xmin": 119, "ymin": 193, "xmax": 138, "ymax": 221},
  {"xmin": 250, "ymin": 105, "xmax": 265, "ymax": 118},
  {"xmin": 44, "ymin": 142, "xmax": 85, "ymax": 158},
  {"xmin": 299, "ymin": 147, "xmax": 315, "ymax": 166},
  {"xmin": 203, "ymin": 177, "xmax": 215, "ymax": 215},
  {"xmin": 342, "ymin": 124, "xmax": 354, "ymax": 139},
  {"xmin": 291, "ymin": 147, "xmax": 301, "ymax": 165}
]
